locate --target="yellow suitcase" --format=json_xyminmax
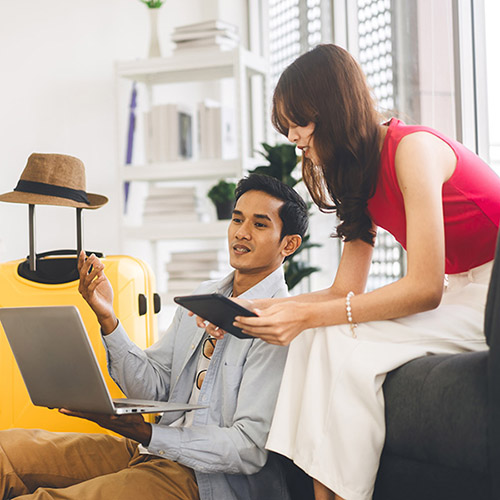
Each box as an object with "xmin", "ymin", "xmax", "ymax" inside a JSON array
[{"xmin": 0, "ymin": 207, "xmax": 159, "ymax": 433}]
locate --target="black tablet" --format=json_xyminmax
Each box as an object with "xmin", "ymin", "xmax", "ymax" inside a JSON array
[{"xmin": 173, "ymin": 293, "xmax": 257, "ymax": 339}]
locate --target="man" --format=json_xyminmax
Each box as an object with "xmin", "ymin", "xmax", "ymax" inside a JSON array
[{"xmin": 0, "ymin": 174, "xmax": 309, "ymax": 500}]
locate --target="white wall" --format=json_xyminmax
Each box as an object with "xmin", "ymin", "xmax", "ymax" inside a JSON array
[{"xmin": 0, "ymin": 0, "xmax": 246, "ymax": 262}]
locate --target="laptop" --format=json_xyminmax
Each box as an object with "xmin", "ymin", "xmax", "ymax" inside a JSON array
[{"xmin": 0, "ymin": 305, "xmax": 206, "ymax": 415}]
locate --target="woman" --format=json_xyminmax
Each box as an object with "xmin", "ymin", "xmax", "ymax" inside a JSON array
[{"xmin": 204, "ymin": 44, "xmax": 500, "ymax": 500}]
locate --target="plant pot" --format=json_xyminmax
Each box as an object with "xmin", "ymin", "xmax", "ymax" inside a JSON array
[{"xmin": 215, "ymin": 199, "xmax": 234, "ymax": 220}]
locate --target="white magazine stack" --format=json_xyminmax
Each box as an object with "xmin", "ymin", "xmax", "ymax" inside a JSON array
[
  {"xmin": 172, "ymin": 20, "xmax": 240, "ymax": 52},
  {"xmin": 197, "ymin": 99, "xmax": 237, "ymax": 160}
]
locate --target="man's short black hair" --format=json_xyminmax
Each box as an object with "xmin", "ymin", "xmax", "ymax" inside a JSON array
[{"xmin": 234, "ymin": 174, "xmax": 309, "ymax": 240}]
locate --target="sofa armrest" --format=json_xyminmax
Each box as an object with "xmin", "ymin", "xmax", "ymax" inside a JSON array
[
  {"xmin": 375, "ymin": 351, "xmax": 490, "ymax": 500},
  {"xmin": 382, "ymin": 352, "xmax": 488, "ymax": 470}
]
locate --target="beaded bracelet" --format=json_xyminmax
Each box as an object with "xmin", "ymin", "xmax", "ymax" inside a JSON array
[{"xmin": 345, "ymin": 291, "xmax": 358, "ymax": 338}]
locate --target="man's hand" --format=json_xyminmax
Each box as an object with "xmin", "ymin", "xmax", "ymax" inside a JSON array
[
  {"xmin": 59, "ymin": 408, "xmax": 153, "ymax": 446},
  {"xmin": 78, "ymin": 251, "xmax": 118, "ymax": 334},
  {"xmin": 190, "ymin": 311, "xmax": 227, "ymax": 339}
]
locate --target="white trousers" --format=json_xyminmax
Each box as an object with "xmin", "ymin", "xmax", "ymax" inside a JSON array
[{"xmin": 266, "ymin": 262, "xmax": 492, "ymax": 500}]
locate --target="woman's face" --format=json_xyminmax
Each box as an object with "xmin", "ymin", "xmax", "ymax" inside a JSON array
[{"xmin": 286, "ymin": 121, "xmax": 318, "ymax": 164}]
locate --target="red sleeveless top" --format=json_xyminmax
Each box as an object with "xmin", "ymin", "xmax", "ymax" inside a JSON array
[{"xmin": 367, "ymin": 119, "xmax": 500, "ymax": 274}]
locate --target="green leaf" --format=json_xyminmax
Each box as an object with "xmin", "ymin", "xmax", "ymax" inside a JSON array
[
  {"xmin": 139, "ymin": 0, "xmax": 164, "ymax": 7},
  {"xmin": 250, "ymin": 143, "xmax": 300, "ymax": 188},
  {"xmin": 284, "ymin": 260, "xmax": 321, "ymax": 290}
]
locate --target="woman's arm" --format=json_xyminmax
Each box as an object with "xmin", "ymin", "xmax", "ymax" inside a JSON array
[
  {"xmin": 196, "ymin": 237, "xmax": 374, "ymax": 336},
  {"xmin": 239, "ymin": 237, "xmax": 374, "ymax": 310},
  {"xmin": 235, "ymin": 131, "xmax": 457, "ymax": 345},
  {"xmin": 201, "ymin": 236, "xmax": 373, "ymax": 338}
]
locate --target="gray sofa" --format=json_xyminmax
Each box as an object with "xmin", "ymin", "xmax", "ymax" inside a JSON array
[
  {"xmin": 374, "ymin": 233, "xmax": 500, "ymax": 499},
  {"xmin": 282, "ymin": 232, "xmax": 500, "ymax": 499}
]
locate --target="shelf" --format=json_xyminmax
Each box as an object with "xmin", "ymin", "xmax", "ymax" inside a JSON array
[
  {"xmin": 121, "ymin": 159, "xmax": 241, "ymax": 182},
  {"xmin": 116, "ymin": 46, "xmax": 267, "ymax": 85},
  {"xmin": 122, "ymin": 220, "xmax": 229, "ymax": 240},
  {"xmin": 120, "ymin": 157, "xmax": 262, "ymax": 182}
]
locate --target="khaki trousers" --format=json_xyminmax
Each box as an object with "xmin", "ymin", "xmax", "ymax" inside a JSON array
[{"xmin": 0, "ymin": 429, "xmax": 199, "ymax": 500}]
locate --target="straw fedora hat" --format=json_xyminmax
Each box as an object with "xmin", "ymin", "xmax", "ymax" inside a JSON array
[{"xmin": 0, "ymin": 153, "xmax": 108, "ymax": 209}]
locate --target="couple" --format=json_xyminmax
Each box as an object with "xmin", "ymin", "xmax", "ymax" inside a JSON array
[{"xmin": 2, "ymin": 43, "xmax": 500, "ymax": 500}]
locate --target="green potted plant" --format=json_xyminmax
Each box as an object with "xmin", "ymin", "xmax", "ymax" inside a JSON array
[
  {"xmin": 249, "ymin": 143, "xmax": 321, "ymax": 290},
  {"xmin": 207, "ymin": 179, "xmax": 236, "ymax": 220}
]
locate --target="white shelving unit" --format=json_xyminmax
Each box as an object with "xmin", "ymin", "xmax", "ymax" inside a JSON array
[
  {"xmin": 116, "ymin": 45, "xmax": 267, "ymax": 164},
  {"xmin": 115, "ymin": 46, "xmax": 269, "ymax": 312}
]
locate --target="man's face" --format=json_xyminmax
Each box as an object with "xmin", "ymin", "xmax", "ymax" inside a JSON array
[{"xmin": 227, "ymin": 189, "xmax": 289, "ymax": 277}]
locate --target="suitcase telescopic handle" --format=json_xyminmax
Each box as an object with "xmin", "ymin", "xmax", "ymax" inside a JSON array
[
  {"xmin": 28, "ymin": 204, "xmax": 36, "ymax": 271},
  {"xmin": 28, "ymin": 205, "xmax": 85, "ymax": 272}
]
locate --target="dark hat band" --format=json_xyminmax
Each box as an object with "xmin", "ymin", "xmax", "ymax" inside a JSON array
[{"xmin": 14, "ymin": 180, "xmax": 90, "ymax": 205}]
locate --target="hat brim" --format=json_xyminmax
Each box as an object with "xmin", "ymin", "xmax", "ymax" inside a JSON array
[{"xmin": 0, "ymin": 191, "xmax": 108, "ymax": 209}]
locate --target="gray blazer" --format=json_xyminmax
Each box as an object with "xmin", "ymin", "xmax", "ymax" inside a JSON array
[{"xmin": 103, "ymin": 266, "xmax": 291, "ymax": 500}]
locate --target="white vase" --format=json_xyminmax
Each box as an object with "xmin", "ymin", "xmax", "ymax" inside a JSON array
[{"xmin": 148, "ymin": 8, "xmax": 161, "ymax": 58}]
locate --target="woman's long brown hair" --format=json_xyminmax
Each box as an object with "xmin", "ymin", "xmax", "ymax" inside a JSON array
[{"xmin": 272, "ymin": 44, "xmax": 381, "ymax": 245}]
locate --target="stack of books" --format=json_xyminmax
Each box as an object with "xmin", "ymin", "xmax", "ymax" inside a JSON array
[
  {"xmin": 198, "ymin": 99, "xmax": 237, "ymax": 159},
  {"xmin": 172, "ymin": 20, "xmax": 240, "ymax": 51},
  {"xmin": 142, "ymin": 185, "xmax": 200, "ymax": 224},
  {"xmin": 166, "ymin": 249, "xmax": 231, "ymax": 295},
  {"xmin": 144, "ymin": 103, "xmax": 193, "ymax": 163}
]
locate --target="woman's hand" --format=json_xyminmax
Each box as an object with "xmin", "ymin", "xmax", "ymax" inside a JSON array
[{"xmin": 233, "ymin": 301, "xmax": 310, "ymax": 346}]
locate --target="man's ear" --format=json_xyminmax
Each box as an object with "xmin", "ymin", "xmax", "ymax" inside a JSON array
[{"xmin": 282, "ymin": 234, "xmax": 302, "ymax": 258}]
